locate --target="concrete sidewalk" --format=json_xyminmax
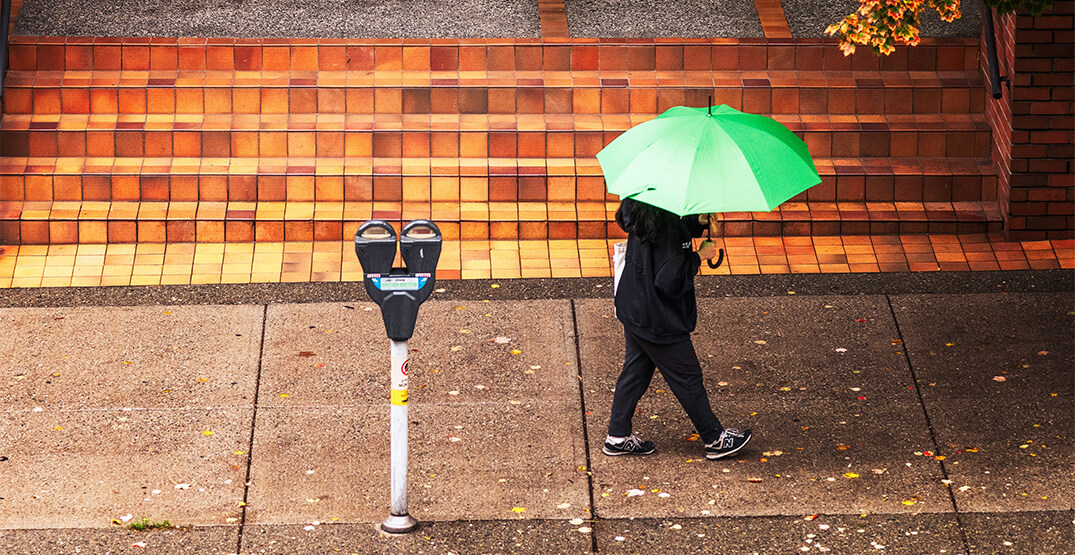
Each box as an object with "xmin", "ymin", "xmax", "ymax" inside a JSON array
[{"xmin": 0, "ymin": 272, "xmax": 1071, "ymax": 554}]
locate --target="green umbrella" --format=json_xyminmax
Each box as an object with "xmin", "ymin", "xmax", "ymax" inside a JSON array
[{"xmin": 597, "ymin": 104, "xmax": 821, "ymax": 216}]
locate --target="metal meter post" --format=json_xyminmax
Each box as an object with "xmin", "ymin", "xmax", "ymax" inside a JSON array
[{"xmin": 354, "ymin": 219, "xmax": 442, "ymax": 534}]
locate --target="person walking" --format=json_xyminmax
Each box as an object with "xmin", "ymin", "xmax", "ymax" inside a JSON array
[{"xmin": 604, "ymin": 197, "xmax": 752, "ymax": 460}]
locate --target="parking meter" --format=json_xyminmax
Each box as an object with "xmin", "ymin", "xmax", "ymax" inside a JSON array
[
  {"xmin": 356, "ymin": 220, "xmax": 440, "ymax": 341},
  {"xmin": 353, "ymin": 219, "xmax": 442, "ymax": 534}
]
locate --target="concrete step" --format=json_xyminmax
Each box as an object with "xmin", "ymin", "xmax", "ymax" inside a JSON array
[
  {"xmin": 0, "ymin": 112, "xmax": 993, "ymax": 159},
  {"xmin": 1, "ymin": 68, "xmax": 986, "ymax": 116},
  {"xmin": 6, "ymin": 36, "xmax": 981, "ymax": 74},
  {"xmin": 0, "ymin": 199, "xmax": 1003, "ymax": 245}
]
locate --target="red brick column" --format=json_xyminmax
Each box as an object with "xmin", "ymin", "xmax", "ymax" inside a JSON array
[{"xmin": 984, "ymin": 1, "xmax": 1075, "ymax": 240}]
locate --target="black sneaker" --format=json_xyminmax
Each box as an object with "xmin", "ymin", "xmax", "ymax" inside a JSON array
[
  {"xmin": 602, "ymin": 435, "xmax": 656, "ymax": 456},
  {"xmin": 705, "ymin": 428, "xmax": 752, "ymax": 460}
]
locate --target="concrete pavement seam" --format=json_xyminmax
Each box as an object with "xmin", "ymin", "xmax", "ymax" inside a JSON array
[
  {"xmin": 0, "ymin": 270, "xmax": 1070, "ymax": 308},
  {"xmin": 569, "ymin": 299, "xmax": 600, "ymax": 554},
  {"xmin": 235, "ymin": 303, "xmax": 268, "ymax": 554},
  {"xmin": 885, "ymin": 295, "xmax": 972, "ymax": 552}
]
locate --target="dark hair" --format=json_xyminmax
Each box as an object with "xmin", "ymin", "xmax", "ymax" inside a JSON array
[{"xmin": 615, "ymin": 197, "xmax": 688, "ymax": 245}]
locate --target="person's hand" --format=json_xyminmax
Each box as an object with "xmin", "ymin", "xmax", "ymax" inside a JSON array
[{"xmin": 697, "ymin": 240, "xmax": 718, "ymax": 261}]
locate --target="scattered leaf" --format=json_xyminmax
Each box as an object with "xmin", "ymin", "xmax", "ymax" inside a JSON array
[
  {"xmin": 993, "ymin": 376, "xmax": 1006, "ymax": 382},
  {"xmin": 843, "ymin": 472, "xmax": 859, "ymax": 479}
]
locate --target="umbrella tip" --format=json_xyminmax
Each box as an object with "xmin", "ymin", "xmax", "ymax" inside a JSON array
[{"xmin": 707, "ymin": 95, "xmax": 712, "ymax": 116}]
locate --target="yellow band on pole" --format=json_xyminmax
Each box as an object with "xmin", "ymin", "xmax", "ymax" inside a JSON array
[{"xmin": 391, "ymin": 389, "xmax": 408, "ymax": 406}]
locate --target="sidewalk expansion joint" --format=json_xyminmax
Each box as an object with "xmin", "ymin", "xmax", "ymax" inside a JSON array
[
  {"xmin": 885, "ymin": 295, "xmax": 971, "ymax": 552},
  {"xmin": 569, "ymin": 299, "xmax": 600, "ymax": 554},
  {"xmin": 235, "ymin": 303, "xmax": 268, "ymax": 553}
]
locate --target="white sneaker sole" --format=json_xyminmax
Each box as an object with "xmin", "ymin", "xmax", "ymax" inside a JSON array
[
  {"xmin": 705, "ymin": 433, "xmax": 751, "ymax": 460},
  {"xmin": 602, "ymin": 446, "xmax": 655, "ymax": 456}
]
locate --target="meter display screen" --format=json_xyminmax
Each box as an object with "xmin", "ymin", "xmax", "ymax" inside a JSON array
[{"xmin": 372, "ymin": 276, "xmax": 428, "ymax": 291}]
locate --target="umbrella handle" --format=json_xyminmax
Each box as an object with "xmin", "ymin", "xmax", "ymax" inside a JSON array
[
  {"xmin": 707, "ymin": 249, "xmax": 725, "ymax": 269},
  {"xmin": 703, "ymin": 220, "xmax": 723, "ymax": 269}
]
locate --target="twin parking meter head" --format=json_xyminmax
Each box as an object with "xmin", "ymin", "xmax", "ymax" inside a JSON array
[{"xmin": 354, "ymin": 219, "xmax": 442, "ymax": 341}]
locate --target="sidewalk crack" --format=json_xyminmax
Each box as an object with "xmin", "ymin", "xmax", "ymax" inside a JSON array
[
  {"xmin": 886, "ymin": 295, "xmax": 970, "ymax": 552},
  {"xmin": 570, "ymin": 299, "xmax": 599, "ymax": 554},
  {"xmin": 235, "ymin": 303, "xmax": 268, "ymax": 553}
]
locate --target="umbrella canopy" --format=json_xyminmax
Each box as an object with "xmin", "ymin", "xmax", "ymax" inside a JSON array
[{"xmin": 597, "ymin": 105, "xmax": 821, "ymax": 216}]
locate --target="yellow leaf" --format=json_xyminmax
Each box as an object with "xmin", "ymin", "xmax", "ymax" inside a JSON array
[
  {"xmin": 233, "ymin": 451, "xmax": 246, "ymax": 455},
  {"xmin": 53, "ymin": 426, "xmax": 63, "ymax": 431},
  {"xmin": 510, "ymin": 349, "xmax": 522, "ymax": 355},
  {"xmin": 278, "ymin": 393, "xmax": 290, "ymax": 398},
  {"xmin": 491, "ymin": 284, "xmax": 500, "ymax": 289},
  {"xmin": 901, "ymin": 500, "xmax": 916, "ymax": 505},
  {"xmin": 511, "ymin": 507, "xmax": 526, "ymax": 513},
  {"xmin": 198, "ymin": 378, "xmax": 209, "ymax": 382},
  {"xmin": 203, "ymin": 430, "xmax": 214, "ymax": 436},
  {"xmin": 843, "ymin": 472, "xmax": 859, "ymax": 479}
]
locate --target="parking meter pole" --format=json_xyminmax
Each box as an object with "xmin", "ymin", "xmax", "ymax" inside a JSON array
[
  {"xmin": 382, "ymin": 339, "xmax": 417, "ymax": 533},
  {"xmin": 355, "ymin": 219, "xmax": 440, "ymax": 535}
]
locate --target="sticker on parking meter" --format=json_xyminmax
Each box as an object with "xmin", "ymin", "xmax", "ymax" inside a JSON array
[
  {"xmin": 372, "ymin": 276, "xmax": 428, "ymax": 291},
  {"xmin": 391, "ymin": 357, "xmax": 409, "ymax": 405}
]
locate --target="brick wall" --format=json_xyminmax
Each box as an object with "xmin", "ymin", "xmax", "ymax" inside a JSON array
[{"xmin": 984, "ymin": 0, "xmax": 1075, "ymax": 240}]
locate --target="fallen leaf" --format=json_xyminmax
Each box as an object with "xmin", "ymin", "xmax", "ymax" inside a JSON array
[
  {"xmin": 511, "ymin": 507, "xmax": 526, "ymax": 513},
  {"xmin": 494, "ymin": 336, "xmax": 511, "ymax": 344},
  {"xmin": 993, "ymin": 376, "xmax": 1006, "ymax": 382},
  {"xmin": 510, "ymin": 349, "xmax": 522, "ymax": 355},
  {"xmin": 754, "ymin": 340, "xmax": 767, "ymax": 345},
  {"xmin": 843, "ymin": 472, "xmax": 859, "ymax": 479},
  {"xmin": 747, "ymin": 477, "xmax": 763, "ymax": 482}
]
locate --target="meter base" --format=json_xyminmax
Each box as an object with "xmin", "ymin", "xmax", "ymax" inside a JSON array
[{"xmin": 381, "ymin": 513, "xmax": 418, "ymax": 534}]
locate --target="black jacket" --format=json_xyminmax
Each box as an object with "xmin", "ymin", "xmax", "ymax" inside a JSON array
[{"xmin": 614, "ymin": 210, "xmax": 706, "ymax": 344}]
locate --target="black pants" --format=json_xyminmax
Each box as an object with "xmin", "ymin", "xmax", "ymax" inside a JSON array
[{"xmin": 608, "ymin": 330, "xmax": 723, "ymax": 444}]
